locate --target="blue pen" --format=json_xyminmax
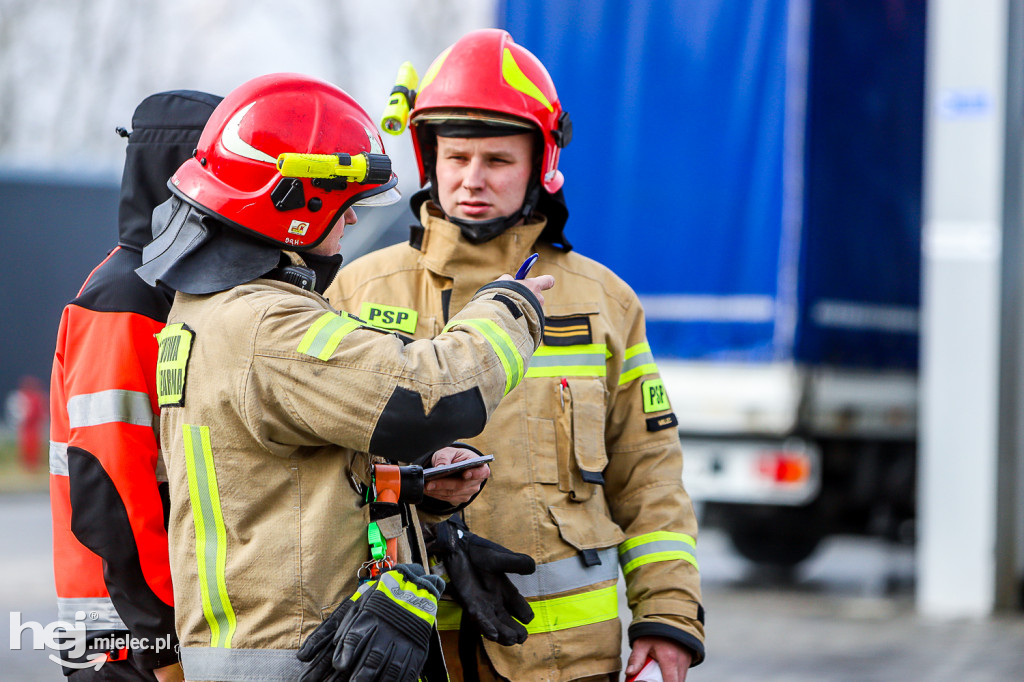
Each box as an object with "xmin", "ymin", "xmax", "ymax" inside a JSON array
[{"xmin": 515, "ymin": 253, "xmax": 540, "ymax": 280}]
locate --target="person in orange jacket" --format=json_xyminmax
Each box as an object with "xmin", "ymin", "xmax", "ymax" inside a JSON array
[{"xmin": 49, "ymin": 90, "xmax": 221, "ymax": 681}]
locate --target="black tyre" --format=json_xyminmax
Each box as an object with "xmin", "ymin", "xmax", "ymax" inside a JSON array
[
  {"xmin": 727, "ymin": 526, "xmax": 822, "ymax": 567},
  {"xmin": 710, "ymin": 502, "xmax": 826, "ymax": 568}
]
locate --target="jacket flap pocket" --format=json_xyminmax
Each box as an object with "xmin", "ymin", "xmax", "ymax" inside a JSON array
[
  {"xmin": 570, "ymin": 379, "xmax": 607, "ymax": 479},
  {"xmin": 549, "ymin": 504, "xmax": 625, "ymax": 551}
]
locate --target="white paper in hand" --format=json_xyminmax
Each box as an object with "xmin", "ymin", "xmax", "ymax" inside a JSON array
[{"xmin": 625, "ymin": 657, "xmax": 664, "ymax": 682}]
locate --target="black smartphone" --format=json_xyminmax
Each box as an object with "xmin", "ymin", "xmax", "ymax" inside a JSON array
[{"xmin": 422, "ymin": 454, "xmax": 495, "ymax": 481}]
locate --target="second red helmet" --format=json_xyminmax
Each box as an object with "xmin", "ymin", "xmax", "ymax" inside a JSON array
[{"xmin": 409, "ymin": 29, "xmax": 572, "ymax": 194}]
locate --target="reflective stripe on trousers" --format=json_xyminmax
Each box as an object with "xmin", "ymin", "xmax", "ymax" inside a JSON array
[{"xmin": 181, "ymin": 647, "xmax": 304, "ymax": 682}]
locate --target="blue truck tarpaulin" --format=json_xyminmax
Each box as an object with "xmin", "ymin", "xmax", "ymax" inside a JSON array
[{"xmin": 499, "ymin": 0, "xmax": 924, "ymax": 370}]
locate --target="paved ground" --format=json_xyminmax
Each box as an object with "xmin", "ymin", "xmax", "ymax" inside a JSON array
[
  {"xmin": 3, "ymin": 492, "xmax": 1022, "ymax": 680},
  {"xmin": 690, "ymin": 531, "xmax": 1024, "ymax": 681}
]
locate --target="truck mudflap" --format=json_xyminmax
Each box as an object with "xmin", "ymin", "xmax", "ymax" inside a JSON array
[{"xmin": 682, "ymin": 436, "xmax": 821, "ymax": 506}]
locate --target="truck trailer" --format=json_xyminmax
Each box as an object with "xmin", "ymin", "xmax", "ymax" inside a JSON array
[{"xmin": 503, "ymin": 0, "xmax": 926, "ymax": 565}]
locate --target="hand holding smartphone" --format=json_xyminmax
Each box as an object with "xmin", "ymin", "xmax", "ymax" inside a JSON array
[{"xmin": 422, "ymin": 454, "xmax": 495, "ymax": 480}]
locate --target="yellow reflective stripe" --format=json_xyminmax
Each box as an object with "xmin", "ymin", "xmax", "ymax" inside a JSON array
[
  {"xmin": 419, "ymin": 45, "xmax": 451, "ymax": 92},
  {"xmin": 183, "ymin": 425, "xmax": 237, "ymax": 648},
  {"xmin": 526, "ymin": 585, "xmax": 619, "ymax": 633},
  {"xmin": 437, "ymin": 599, "xmax": 461, "ymax": 631},
  {"xmin": 377, "ymin": 572, "xmax": 437, "ymax": 624},
  {"xmin": 622, "ymin": 550, "xmax": 699, "ymax": 574},
  {"xmin": 535, "ymin": 343, "xmax": 608, "ymax": 357},
  {"xmin": 444, "ymin": 318, "xmax": 524, "ymax": 395},
  {"xmin": 502, "ymin": 48, "xmax": 554, "ymax": 112},
  {"xmin": 297, "ymin": 312, "xmax": 361, "ymax": 360},
  {"xmin": 620, "ymin": 342, "xmax": 658, "ymax": 385},
  {"xmin": 438, "ymin": 586, "xmax": 619, "ymax": 634},
  {"xmin": 525, "ymin": 343, "xmax": 608, "ymax": 378},
  {"xmin": 619, "ymin": 531, "xmax": 698, "ymax": 575}
]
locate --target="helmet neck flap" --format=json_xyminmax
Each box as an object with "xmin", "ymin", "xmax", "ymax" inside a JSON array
[{"xmin": 136, "ymin": 193, "xmax": 280, "ymax": 295}]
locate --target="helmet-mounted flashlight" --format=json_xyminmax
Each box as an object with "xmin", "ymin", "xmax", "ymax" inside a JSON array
[
  {"xmin": 276, "ymin": 152, "xmax": 392, "ymax": 185},
  {"xmin": 380, "ymin": 61, "xmax": 419, "ymax": 135}
]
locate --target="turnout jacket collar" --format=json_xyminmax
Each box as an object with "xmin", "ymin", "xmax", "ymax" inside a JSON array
[{"xmin": 417, "ymin": 201, "xmax": 547, "ymax": 314}]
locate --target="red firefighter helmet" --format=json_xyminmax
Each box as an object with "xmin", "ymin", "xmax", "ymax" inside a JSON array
[
  {"xmin": 170, "ymin": 73, "xmax": 400, "ymax": 250},
  {"xmin": 410, "ymin": 29, "xmax": 572, "ymax": 194}
]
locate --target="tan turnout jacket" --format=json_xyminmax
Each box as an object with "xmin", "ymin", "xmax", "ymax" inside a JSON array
[
  {"xmin": 328, "ymin": 204, "xmax": 705, "ymax": 681},
  {"xmin": 156, "ymin": 259, "xmax": 543, "ymax": 682}
]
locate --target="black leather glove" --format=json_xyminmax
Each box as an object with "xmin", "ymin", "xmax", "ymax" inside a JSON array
[
  {"xmin": 426, "ymin": 515, "xmax": 536, "ymax": 646},
  {"xmin": 297, "ymin": 581, "xmax": 371, "ymax": 682},
  {"xmin": 297, "ymin": 564, "xmax": 444, "ymax": 682}
]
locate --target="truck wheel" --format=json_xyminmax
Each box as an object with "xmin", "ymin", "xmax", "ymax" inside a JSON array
[
  {"xmin": 711, "ymin": 503, "xmax": 825, "ymax": 567},
  {"xmin": 727, "ymin": 527, "xmax": 822, "ymax": 567}
]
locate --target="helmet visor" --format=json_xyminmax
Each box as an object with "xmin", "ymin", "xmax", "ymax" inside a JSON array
[
  {"xmin": 412, "ymin": 108, "xmax": 535, "ymax": 134},
  {"xmin": 352, "ymin": 175, "xmax": 402, "ymax": 207}
]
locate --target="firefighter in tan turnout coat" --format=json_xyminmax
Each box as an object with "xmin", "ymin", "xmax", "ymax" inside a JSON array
[
  {"xmin": 328, "ymin": 29, "xmax": 704, "ymax": 682},
  {"xmin": 136, "ymin": 73, "xmax": 554, "ymax": 682}
]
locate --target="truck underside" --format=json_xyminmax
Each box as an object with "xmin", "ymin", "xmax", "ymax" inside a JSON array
[{"xmin": 665, "ymin": 361, "xmax": 918, "ymax": 567}]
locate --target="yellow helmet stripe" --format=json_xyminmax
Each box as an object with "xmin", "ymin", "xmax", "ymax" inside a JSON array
[
  {"xmin": 418, "ymin": 46, "xmax": 452, "ymax": 93},
  {"xmin": 501, "ymin": 48, "xmax": 554, "ymax": 112}
]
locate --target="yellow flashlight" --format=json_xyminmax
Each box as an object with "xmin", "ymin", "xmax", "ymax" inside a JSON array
[
  {"xmin": 276, "ymin": 152, "xmax": 392, "ymax": 185},
  {"xmin": 380, "ymin": 61, "xmax": 419, "ymax": 135}
]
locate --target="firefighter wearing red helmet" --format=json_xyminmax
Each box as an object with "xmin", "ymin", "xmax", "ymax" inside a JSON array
[
  {"xmin": 328, "ymin": 30, "xmax": 704, "ymax": 681},
  {"xmin": 137, "ymin": 72, "xmax": 553, "ymax": 682}
]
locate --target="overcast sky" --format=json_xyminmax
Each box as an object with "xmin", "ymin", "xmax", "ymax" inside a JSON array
[{"xmin": 0, "ymin": 0, "xmax": 496, "ymax": 190}]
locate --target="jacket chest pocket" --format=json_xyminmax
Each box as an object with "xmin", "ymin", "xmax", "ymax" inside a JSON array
[{"xmin": 549, "ymin": 377, "xmax": 608, "ymax": 501}]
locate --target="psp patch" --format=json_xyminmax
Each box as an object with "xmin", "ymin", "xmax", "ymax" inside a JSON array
[
  {"xmin": 641, "ymin": 378, "xmax": 671, "ymax": 413},
  {"xmin": 542, "ymin": 315, "xmax": 592, "ymax": 346},
  {"xmin": 360, "ymin": 302, "xmax": 418, "ymax": 334},
  {"xmin": 155, "ymin": 323, "xmax": 195, "ymax": 408}
]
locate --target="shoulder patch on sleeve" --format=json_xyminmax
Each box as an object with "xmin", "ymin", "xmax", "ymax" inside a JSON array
[
  {"xmin": 156, "ymin": 323, "xmax": 195, "ymax": 407},
  {"xmin": 543, "ymin": 315, "xmax": 592, "ymax": 346},
  {"xmin": 646, "ymin": 412, "xmax": 678, "ymax": 432},
  {"xmin": 641, "ymin": 378, "xmax": 671, "ymax": 413},
  {"xmin": 360, "ymin": 302, "xmax": 418, "ymax": 334}
]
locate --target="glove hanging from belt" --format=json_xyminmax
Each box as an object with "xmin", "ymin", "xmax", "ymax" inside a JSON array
[
  {"xmin": 425, "ymin": 514, "xmax": 536, "ymax": 646},
  {"xmin": 297, "ymin": 563, "xmax": 445, "ymax": 682}
]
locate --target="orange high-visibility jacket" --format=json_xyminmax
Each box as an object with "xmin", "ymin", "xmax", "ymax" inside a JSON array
[
  {"xmin": 49, "ymin": 90, "xmax": 220, "ymax": 670},
  {"xmin": 50, "ymin": 245, "xmax": 179, "ymax": 669}
]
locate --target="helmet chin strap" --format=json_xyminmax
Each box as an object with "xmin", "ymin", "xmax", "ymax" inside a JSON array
[{"xmin": 431, "ymin": 180, "xmax": 541, "ymax": 245}]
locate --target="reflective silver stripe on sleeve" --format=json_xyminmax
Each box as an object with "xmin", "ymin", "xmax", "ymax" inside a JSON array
[
  {"xmin": 49, "ymin": 441, "xmax": 68, "ymax": 476},
  {"xmin": 621, "ymin": 350, "xmax": 655, "ymax": 375},
  {"xmin": 67, "ymin": 389, "xmax": 154, "ymax": 429},
  {"xmin": 619, "ymin": 538, "xmax": 695, "ymax": 568},
  {"xmin": 528, "ymin": 353, "xmax": 606, "ymax": 369},
  {"xmin": 506, "ymin": 547, "xmax": 619, "ymax": 598},
  {"xmin": 618, "ymin": 532, "xmax": 698, "ymax": 574},
  {"xmin": 57, "ymin": 597, "xmax": 127, "ymax": 630},
  {"xmin": 181, "ymin": 647, "xmax": 305, "ymax": 682}
]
